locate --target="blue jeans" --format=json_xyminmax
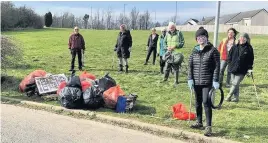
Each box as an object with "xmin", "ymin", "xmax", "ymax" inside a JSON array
[
  {"xmin": 219, "ymin": 60, "xmax": 231, "ymax": 85},
  {"xmin": 228, "ymin": 74, "xmax": 245, "ymax": 99}
]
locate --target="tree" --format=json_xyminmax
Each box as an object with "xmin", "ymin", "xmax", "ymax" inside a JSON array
[
  {"xmin": 44, "ymin": 11, "xmax": 53, "ymax": 27},
  {"xmin": 130, "ymin": 7, "xmax": 139, "ymax": 30},
  {"xmin": 155, "ymin": 21, "xmax": 161, "ymax": 27},
  {"xmin": 144, "ymin": 10, "xmax": 150, "ymax": 30},
  {"xmin": 83, "ymin": 14, "xmax": 89, "ymax": 29}
]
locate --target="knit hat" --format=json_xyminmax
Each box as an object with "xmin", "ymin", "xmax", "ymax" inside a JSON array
[
  {"xmin": 239, "ymin": 33, "xmax": 250, "ymax": 44},
  {"xmin": 195, "ymin": 28, "xmax": 208, "ymax": 39}
]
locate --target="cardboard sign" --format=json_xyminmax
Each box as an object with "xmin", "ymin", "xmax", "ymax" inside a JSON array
[{"xmin": 35, "ymin": 74, "xmax": 68, "ymax": 94}]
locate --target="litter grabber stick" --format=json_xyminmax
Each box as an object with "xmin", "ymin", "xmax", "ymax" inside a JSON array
[
  {"xmin": 111, "ymin": 51, "xmax": 116, "ymax": 69},
  {"xmin": 251, "ymin": 73, "xmax": 261, "ymax": 108},
  {"xmin": 81, "ymin": 49, "xmax": 85, "ymax": 67},
  {"xmin": 188, "ymin": 88, "xmax": 194, "ymax": 124}
]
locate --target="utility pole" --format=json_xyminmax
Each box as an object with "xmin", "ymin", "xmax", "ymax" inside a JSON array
[
  {"xmin": 213, "ymin": 1, "xmax": 221, "ymax": 47},
  {"xmin": 91, "ymin": 6, "xmax": 93, "ymax": 29},
  {"xmin": 175, "ymin": 1, "xmax": 177, "ymax": 25},
  {"xmin": 123, "ymin": 4, "xmax": 127, "ymax": 24}
]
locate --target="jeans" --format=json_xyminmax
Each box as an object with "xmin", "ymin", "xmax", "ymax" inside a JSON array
[
  {"xmin": 194, "ymin": 85, "xmax": 213, "ymax": 126},
  {"xmin": 219, "ymin": 60, "xmax": 231, "ymax": 85},
  {"xmin": 71, "ymin": 49, "xmax": 82, "ymax": 69},
  {"xmin": 228, "ymin": 74, "xmax": 245, "ymax": 99},
  {"xmin": 118, "ymin": 58, "xmax": 128, "ymax": 66},
  {"xmin": 145, "ymin": 46, "xmax": 157, "ymax": 64}
]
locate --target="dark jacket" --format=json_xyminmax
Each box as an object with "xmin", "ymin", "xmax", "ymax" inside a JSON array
[
  {"xmin": 188, "ymin": 43, "xmax": 220, "ymax": 85},
  {"xmin": 228, "ymin": 42, "xmax": 254, "ymax": 75},
  {"xmin": 147, "ymin": 34, "xmax": 159, "ymax": 48},
  {"xmin": 68, "ymin": 33, "xmax": 85, "ymax": 50},
  {"xmin": 115, "ymin": 30, "xmax": 133, "ymax": 58}
]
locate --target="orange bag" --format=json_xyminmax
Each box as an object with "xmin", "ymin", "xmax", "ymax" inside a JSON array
[
  {"xmin": 79, "ymin": 71, "xmax": 96, "ymax": 81},
  {"xmin": 81, "ymin": 80, "xmax": 92, "ymax": 92},
  {"xmin": 172, "ymin": 103, "xmax": 196, "ymax": 120},
  {"xmin": 57, "ymin": 81, "xmax": 67, "ymax": 95},
  {"xmin": 103, "ymin": 85, "xmax": 125, "ymax": 108},
  {"xmin": 19, "ymin": 70, "xmax": 47, "ymax": 92}
]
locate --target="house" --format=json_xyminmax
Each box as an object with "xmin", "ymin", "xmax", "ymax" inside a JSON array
[
  {"xmin": 226, "ymin": 9, "xmax": 268, "ymax": 26},
  {"xmin": 206, "ymin": 13, "xmax": 240, "ymax": 25},
  {"xmin": 183, "ymin": 18, "xmax": 199, "ymax": 25}
]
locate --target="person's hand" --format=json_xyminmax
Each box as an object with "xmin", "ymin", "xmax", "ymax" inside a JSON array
[
  {"xmin": 168, "ymin": 47, "xmax": 172, "ymax": 51},
  {"xmin": 213, "ymin": 82, "xmax": 220, "ymax": 90},
  {"xmin": 247, "ymin": 69, "xmax": 253, "ymax": 74},
  {"xmin": 114, "ymin": 47, "xmax": 117, "ymax": 51},
  {"xmin": 69, "ymin": 49, "xmax": 72, "ymax": 54},
  {"xmin": 188, "ymin": 80, "xmax": 194, "ymax": 89},
  {"xmin": 129, "ymin": 47, "xmax": 132, "ymax": 52}
]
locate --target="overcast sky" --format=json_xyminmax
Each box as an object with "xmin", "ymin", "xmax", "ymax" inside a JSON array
[{"xmin": 13, "ymin": 1, "xmax": 268, "ymax": 23}]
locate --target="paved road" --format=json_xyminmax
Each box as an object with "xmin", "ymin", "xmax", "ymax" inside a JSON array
[{"xmin": 1, "ymin": 104, "xmax": 185, "ymax": 143}]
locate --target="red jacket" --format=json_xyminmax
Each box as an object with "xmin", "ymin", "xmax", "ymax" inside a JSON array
[
  {"xmin": 218, "ymin": 38, "xmax": 235, "ymax": 61},
  {"xmin": 68, "ymin": 33, "xmax": 85, "ymax": 50}
]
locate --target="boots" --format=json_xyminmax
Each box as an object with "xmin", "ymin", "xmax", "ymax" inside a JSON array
[
  {"xmin": 160, "ymin": 67, "xmax": 164, "ymax": 74},
  {"xmin": 190, "ymin": 122, "xmax": 203, "ymax": 129},
  {"xmin": 174, "ymin": 71, "xmax": 179, "ymax": 85},
  {"xmin": 125, "ymin": 65, "xmax": 129, "ymax": 73},
  {"xmin": 162, "ymin": 70, "xmax": 169, "ymax": 82},
  {"xmin": 118, "ymin": 64, "xmax": 123, "ymax": 72},
  {"xmin": 204, "ymin": 126, "xmax": 212, "ymax": 136}
]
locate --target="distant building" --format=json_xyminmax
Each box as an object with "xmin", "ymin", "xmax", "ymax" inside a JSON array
[{"xmin": 190, "ymin": 8, "xmax": 268, "ymax": 26}]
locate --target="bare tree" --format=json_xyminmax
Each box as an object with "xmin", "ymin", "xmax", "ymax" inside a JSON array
[
  {"xmin": 144, "ymin": 10, "xmax": 150, "ymax": 30},
  {"xmin": 105, "ymin": 7, "xmax": 112, "ymax": 30},
  {"xmin": 130, "ymin": 7, "xmax": 139, "ymax": 30},
  {"xmin": 83, "ymin": 14, "xmax": 89, "ymax": 29}
]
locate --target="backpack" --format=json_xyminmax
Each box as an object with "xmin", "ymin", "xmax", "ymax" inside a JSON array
[
  {"xmin": 83, "ymin": 85, "xmax": 104, "ymax": 109},
  {"xmin": 98, "ymin": 73, "xmax": 116, "ymax": 92},
  {"xmin": 59, "ymin": 87, "xmax": 82, "ymax": 109}
]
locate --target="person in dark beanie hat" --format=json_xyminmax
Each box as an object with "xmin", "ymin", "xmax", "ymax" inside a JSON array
[
  {"xmin": 226, "ymin": 32, "xmax": 254, "ymax": 102},
  {"xmin": 188, "ymin": 27, "xmax": 220, "ymax": 136}
]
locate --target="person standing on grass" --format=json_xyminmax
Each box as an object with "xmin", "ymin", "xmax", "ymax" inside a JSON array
[
  {"xmin": 218, "ymin": 28, "xmax": 238, "ymax": 88},
  {"xmin": 114, "ymin": 24, "xmax": 132, "ymax": 73},
  {"xmin": 187, "ymin": 27, "xmax": 220, "ymax": 136},
  {"xmin": 144, "ymin": 28, "xmax": 159, "ymax": 65},
  {"xmin": 162, "ymin": 22, "xmax": 185, "ymax": 85},
  {"xmin": 68, "ymin": 26, "xmax": 85, "ymax": 71},
  {"xmin": 225, "ymin": 33, "xmax": 254, "ymax": 102},
  {"xmin": 157, "ymin": 28, "xmax": 167, "ymax": 74}
]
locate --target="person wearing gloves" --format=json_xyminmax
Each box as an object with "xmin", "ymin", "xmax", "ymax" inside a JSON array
[
  {"xmin": 157, "ymin": 28, "xmax": 167, "ymax": 74},
  {"xmin": 114, "ymin": 24, "xmax": 133, "ymax": 73},
  {"xmin": 225, "ymin": 33, "xmax": 254, "ymax": 102},
  {"xmin": 144, "ymin": 28, "xmax": 159, "ymax": 65},
  {"xmin": 218, "ymin": 28, "xmax": 238, "ymax": 88},
  {"xmin": 162, "ymin": 22, "xmax": 185, "ymax": 85},
  {"xmin": 188, "ymin": 27, "xmax": 220, "ymax": 136},
  {"xmin": 68, "ymin": 26, "xmax": 85, "ymax": 71}
]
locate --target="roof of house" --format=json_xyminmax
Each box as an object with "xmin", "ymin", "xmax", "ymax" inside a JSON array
[
  {"xmin": 199, "ymin": 16, "xmax": 215, "ymax": 25},
  {"xmin": 183, "ymin": 18, "xmax": 199, "ymax": 25},
  {"xmin": 227, "ymin": 9, "xmax": 265, "ymax": 23}
]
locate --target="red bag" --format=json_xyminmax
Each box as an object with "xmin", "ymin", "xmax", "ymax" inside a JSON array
[
  {"xmin": 103, "ymin": 85, "xmax": 125, "ymax": 108},
  {"xmin": 79, "ymin": 71, "xmax": 96, "ymax": 81},
  {"xmin": 81, "ymin": 80, "xmax": 92, "ymax": 92},
  {"xmin": 19, "ymin": 70, "xmax": 47, "ymax": 92},
  {"xmin": 57, "ymin": 81, "xmax": 67, "ymax": 95},
  {"xmin": 172, "ymin": 103, "xmax": 196, "ymax": 120}
]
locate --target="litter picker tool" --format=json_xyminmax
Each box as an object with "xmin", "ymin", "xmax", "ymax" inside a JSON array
[{"xmin": 250, "ymin": 72, "xmax": 261, "ymax": 108}]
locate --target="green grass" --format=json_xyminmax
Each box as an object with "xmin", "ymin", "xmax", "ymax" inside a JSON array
[{"xmin": 2, "ymin": 28, "xmax": 268, "ymax": 143}]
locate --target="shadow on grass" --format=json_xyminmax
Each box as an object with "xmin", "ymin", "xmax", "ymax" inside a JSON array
[
  {"xmin": 212, "ymin": 130, "xmax": 229, "ymax": 137},
  {"xmin": 1, "ymin": 76, "xmax": 22, "ymax": 92}
]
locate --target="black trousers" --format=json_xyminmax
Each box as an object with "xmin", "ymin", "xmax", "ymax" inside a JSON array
[
  {"xmin": 71, "ymin": 49, "xmax": 82, "ymax": 69},
  {"xmin": 194, "ymin": 85, "xmax": 213, "ymax": 126},
  {"xmin": 159, "ymin": 56, "xmax": 165, "ymax": 68},
  {"xmin": 145, "ymin": 46, "xmax": 157, "ymax": 64}
]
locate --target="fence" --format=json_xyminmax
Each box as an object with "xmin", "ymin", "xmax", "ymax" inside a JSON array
[{"xmin": 155, "ymin": 25, "xmax": 268, "ymax": 35}]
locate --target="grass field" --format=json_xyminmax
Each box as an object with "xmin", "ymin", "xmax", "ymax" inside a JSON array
[{"xmin": 2, "ymin": 28, "xmax": 268, "ymax": 143}]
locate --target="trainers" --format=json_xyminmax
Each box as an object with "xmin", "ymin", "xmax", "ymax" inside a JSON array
[
  {"xmin": 190, "ymin": 122, "xmax": 203, "ymax": 129},
  {"xmin": 204, "ymin": 126, "xmax": 212, "ymax": 136},
  {"xmin": 231, "ymin": 98, "xmax": 239, "ymax": 102}
]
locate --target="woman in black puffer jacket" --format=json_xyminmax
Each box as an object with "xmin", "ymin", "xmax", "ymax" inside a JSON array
[
  {"xmin": 225, "ymin": 33, "xmax": 254, "ymax": 102},
  {"xmin": 187, "ymin": 27, "xmax": 220, "ymax": 136}
]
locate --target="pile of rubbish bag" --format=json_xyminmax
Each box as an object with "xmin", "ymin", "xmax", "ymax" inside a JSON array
[{"xmin": 19, "ymin": 70, "xmax": 138, "ymax": 113}]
